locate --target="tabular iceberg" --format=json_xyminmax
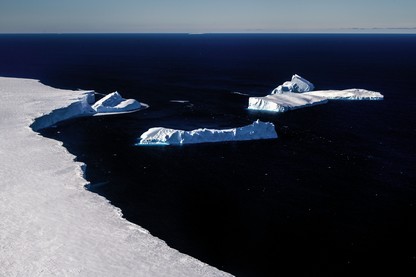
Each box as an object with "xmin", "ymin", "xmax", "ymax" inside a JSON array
[
  {"xmin": 249, "ymin": 74, "xmax": 383, "ymax": 113},
  {"xmin": 138, "ymin": 120, "xmax": 278, "ymax": 145},
  {"xmin": 304, "ymin": 88, "xmax": 384, "ymax": 100},
  {"xmin": 249, "ymin": 92, "xmax": 328, "ymax": 113}
]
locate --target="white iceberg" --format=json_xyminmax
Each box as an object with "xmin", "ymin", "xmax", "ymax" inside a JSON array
[
  {"xmin": 0, "ymin": 77, "xmax": 230, "ymax": 277},
  {"xmin": 271, "ymin": 74, "xmax": 315, "ymax": 94},
  {"xmin": 138, "ymin": 120, "xmax": 278, "ymax": 145},
  {"xmin": 92, "ymin": 91, "xmax": 143, "ymax": 114},
  {"xmin": 249, "ymin": 75, "xmax": 383, "ymax": 113},
  {"xmin": 249, "ymin": 92, "xmax": 328, "ymax": 113},
  {"xmin": 30, "ymin": 91, "xmax": 147, "ymax": 130},
  {"xmin": 304, "ymin": 88, "xmax": 384, "ymax": 100}
]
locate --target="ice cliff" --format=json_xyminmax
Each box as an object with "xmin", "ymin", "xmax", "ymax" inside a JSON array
[
  {"xmin": 0, "ymin": 77, "xmax": 229, "ymax": 277},
  {"xmin": 138, "ymin": 120, "xmax": 278, "ymax": 145}
]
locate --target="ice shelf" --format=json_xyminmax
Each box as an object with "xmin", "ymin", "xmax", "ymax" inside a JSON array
[{"xmin": 0, "ymin": 77, "xmax": 231, "ymax": 277}]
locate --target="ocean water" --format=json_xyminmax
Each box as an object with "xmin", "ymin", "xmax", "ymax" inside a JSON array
[{"xmin": 1, "ymin": 34, "xmax": 415, "ymax": 276}]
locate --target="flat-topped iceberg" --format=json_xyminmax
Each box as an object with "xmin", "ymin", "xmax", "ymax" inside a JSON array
[
  {"xmin": 92, "ymin": 91, "xmax": 142, "ymax": 114},
  {"xmin": 138, "ymin": 120, "xmax": 278, "ymax": 145},
  {"xmin": 249, "ymin": 74, "xmax": 383, "ymax": 113},
  {"xmin": 249, "ymin": 92, "xmax": 328, "ymax": 113},
  {"xmin": 304, "ymin": 88, "xmax": 384, "ymax": 100}
]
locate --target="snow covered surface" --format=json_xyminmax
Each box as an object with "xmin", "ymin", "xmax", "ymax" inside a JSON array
[
  {"xmin": 0, "ymin": 77, "xmax": 231, "ymax": 277},
  {"xmin": 304, "ymin": 88, "xmax": 384, "ymax": 100},
  {"xmin": 271, "ymin": 74, "xmax": 315, "ymax": 94},
  {"xmin": 249, "ymin": 75, "xmax": 384, "ymax": 112},
  {"xmin": 138, "ymin": 120, "xmax": 278, "ymax": 145},
  {"xmin": 249, "ymin": 92, "xmax": 328, "ymax": 113},
  {"xmin": 92, "ymin": 91, "xmax": 142, "ymax": 114},
  {"xmin": 30, "ymin": 90, "xmax": 147, "ymax": 131}
]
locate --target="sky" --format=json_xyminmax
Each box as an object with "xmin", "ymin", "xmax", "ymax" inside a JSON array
[{"xmin": 0, "ymin": 0, "xmax": 415, "ymax": 33}]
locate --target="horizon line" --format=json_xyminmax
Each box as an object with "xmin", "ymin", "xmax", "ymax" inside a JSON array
[
  {"xmin": 1, "ymin": 31, "xmax": 416, "ymax": 35},
  {"xmin": 1, "ymin": 26, "xmax": 416, "ymax": 35}
]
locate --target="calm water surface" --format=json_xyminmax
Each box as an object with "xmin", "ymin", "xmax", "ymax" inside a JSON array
[{"xmin": 1, "ymin": 34, "xmax": 415, "ymax": 276}]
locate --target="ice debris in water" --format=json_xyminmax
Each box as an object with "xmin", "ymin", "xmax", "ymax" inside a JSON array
[{"xmin": 138, "ymin": 120, "xmax": 278, "ymax": 145}]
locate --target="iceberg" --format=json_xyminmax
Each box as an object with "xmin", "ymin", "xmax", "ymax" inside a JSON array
[
  {"xmin": 0, "ymin": 77, "xmax": 230, "ymax": 277},
  {"xmin": 30, "ymin": 91, "xmax": 147, "ymax": 131},
  {"xmin": 304, "ymin": 88, "xmax": 384, "ymax": 100},
  {"xmin": 249, "ymin": 75, "xmax": 383, "ymax": 113},
  {"xmin": 248, "ymin": 92, "xmax": 328, "ymax": 113},
  {"xmin": 138, "ymin": 120, "xmax": 278, "ymax": 145},
  {"xmin": 92, "ymin": 91, "xmax": 143, "ymax": 114},
  {"xmin": 271, "ymin": 74, "xmax": 315, "ymax": 94}
]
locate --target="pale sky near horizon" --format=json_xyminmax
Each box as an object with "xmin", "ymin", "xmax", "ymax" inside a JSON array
[{"xmin": 0, "ymin": 0, "xmax": 415, "ymax": 33}]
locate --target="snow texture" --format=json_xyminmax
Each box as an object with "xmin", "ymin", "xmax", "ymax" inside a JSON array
[
  {"xmin": 31, "ymin": 90, "xmax": 146, "ymax": 131},
  {"xmin": 248, "ymin": 92, "xmax": 328, "ymax": 113},
  {"xmin": 249, "ymin": 75, "xmax": 384, "ymax": 112},
  {"xmin": 92, "ymin": 91, "xmax": 142, "ymax": 113},
  {"xmin": 0, "ymin": 77, "xmax": 231, "ymax": 277},
  {"xmin": 271, "ymin": 74, "xmax": 315, "ymax": 94},
  {"xmin": 304, "ymin": 88, "xmax": 384, "ymax": 100},
  {"xmin": 138, "ymin": 120, "xmax": 278, "ymax": 145}
]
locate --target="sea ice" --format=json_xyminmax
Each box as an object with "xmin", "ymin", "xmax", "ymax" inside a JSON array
[
  {"xmin": 0, "ymin": 77, "xmax": 230, "ymax": 277},
  {"xmin": 249, "ymin": 75, "xmax": 383, "ymax": 113},
  {"xmin": 138, "ymin": 120, "xmax": 278, "ymax": 145}
]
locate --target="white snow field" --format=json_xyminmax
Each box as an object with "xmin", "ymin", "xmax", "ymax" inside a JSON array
[
  {"xmin": 138, "ymin": 120, "xmax": 278, "ymax": 145},
  {"xmin": 0, "ymin": 77, "xmax": 231, "ymax": 277},
  {"xmin": 249, "ymin": 75, "xmax": 383, "ymax": 112}
]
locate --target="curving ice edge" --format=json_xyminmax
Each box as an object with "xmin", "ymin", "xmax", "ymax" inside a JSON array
[
  {"xmin": 0, "ymin": 77, "xmax": 231, "ymax": 277},
  {"xmin": 248, "ymin": 74, "xmax": 384, "ymax": 113},
  {"xmin": 138, "ymin": 120, "xmax": 278, "ymax": 145}
]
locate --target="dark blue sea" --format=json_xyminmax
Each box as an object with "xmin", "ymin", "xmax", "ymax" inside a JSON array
[{"xmin": 1, "ymin": 34, "xmax": 415, "ymax": 276}]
